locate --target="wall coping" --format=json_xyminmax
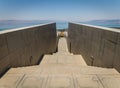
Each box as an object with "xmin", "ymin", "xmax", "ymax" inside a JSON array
[
  {"xmin": 69, "ymin": 22, "xmax": 120, "ymax": 33},
  {"xmin": 0, "ymin": 22, "xmax": 55, "ymax": 34}
]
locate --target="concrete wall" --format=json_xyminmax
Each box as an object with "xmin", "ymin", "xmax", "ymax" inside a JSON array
[
  {"xmin": 0, "ymin": 23, "xmax": 57, "ymax": 75},
  {"xmin": 68, "ymin": 22, "xmax": 120, "ymax": 72}
]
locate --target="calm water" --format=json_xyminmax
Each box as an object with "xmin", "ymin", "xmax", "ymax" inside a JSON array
[
  {"xmin": 80, "ymin": 21, "xmax": 120, "ymax": 28},
  {"xmin": 0, "ymin": 22, "xmax": 68, "ymax": 31},
  {"xmin": 0, "ymin": 21, "xmax": 120, "ymax": 31},
  {"xmin": 56, "ymin": 22, "xmax": 68, "ymax": 30},
  {"xmin": 84, "ymin": 23, "xmax": 120, "ymax": 28}
]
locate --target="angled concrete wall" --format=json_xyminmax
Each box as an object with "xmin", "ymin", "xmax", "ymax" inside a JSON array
[
  {"xmin": 68, "ymin": 22, "xmax": 120, "ymax": 72},
  {"xmin": 0, "ymin": 23, "xmax": 57, "ymax": 75}
]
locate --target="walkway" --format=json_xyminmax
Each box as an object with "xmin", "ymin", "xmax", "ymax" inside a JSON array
[{"xmin": 0, "ymin": 38, "xmax": 120, "ymax": 88}]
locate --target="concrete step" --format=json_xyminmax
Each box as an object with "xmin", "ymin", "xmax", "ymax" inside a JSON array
[
  {"xmin": 5, "ymin": 64, "xmax": 119, "ymax": 76},
  {"xmin": 40, "ymin": 54, "xmax": 87, "ymax": 66}
]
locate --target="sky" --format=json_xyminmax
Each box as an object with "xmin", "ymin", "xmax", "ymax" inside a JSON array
[{"xmin": 0, "ymin": 0, "xmax": 120, "ymax": 21}]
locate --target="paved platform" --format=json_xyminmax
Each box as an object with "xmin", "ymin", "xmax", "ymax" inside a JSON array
[{"xmin": 0, "ymin": 38, "xmax": 120, "ymax": 88}]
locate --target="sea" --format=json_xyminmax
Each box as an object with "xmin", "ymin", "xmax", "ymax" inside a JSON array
[
  {"xmin": 0, "ymin": 21, "xmax": 120, "ymax": 31},
  {"xmin": 81, "ymin": 22, "xmax": 120, "ymax": 29},
  {"xmin": 0, "ymin": 21, "xmax": 68, "ymax": 31}
]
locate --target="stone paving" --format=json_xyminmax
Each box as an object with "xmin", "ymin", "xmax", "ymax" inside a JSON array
[{"xmin": 0, "ymin": 38, "xmax": 120, "ymax": 88}]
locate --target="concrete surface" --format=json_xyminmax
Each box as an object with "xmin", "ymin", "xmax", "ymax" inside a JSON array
[
  {"xmin": 0, "ymin": 23, "xmax": 57, "ymax": 76},
  {"xmin": 0, "ymin": 38, "xmax": 120, "ymax": 88},
  {"xmin": 68, "ymin": 22, "xmax": 120, "ymax": 72},
  {"xmin": 40, "ymin": 38, "xmax": 86, "ymax": 66}
]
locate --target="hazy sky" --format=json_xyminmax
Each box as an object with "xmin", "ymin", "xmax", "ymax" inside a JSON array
[{"xmin": 0, "ymin": 0, "xmax": 120, "ymax": 21}]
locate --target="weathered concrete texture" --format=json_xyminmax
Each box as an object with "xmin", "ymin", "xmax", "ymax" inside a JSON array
[
  {"xmin": 40, "ymin": 38, "xmax": 87, "ymax": 66},
  {"xmin": 0, "ymin": 23, "xmax": 57, "ymax": 75},
  {"xmin": 68, "ymin": 23, "xmax": 120, "ymax": 72},
  {"xmin": 1, "ymin": 73, "xmax": 120, "ymax": 88},
  {"xmin": 0, "ymin": 38, "xmax": 120, "ymax": 88}
]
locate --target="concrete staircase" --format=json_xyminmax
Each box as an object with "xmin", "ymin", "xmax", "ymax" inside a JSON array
[{"xmin": 0, "ymin": 38, "xmax": 120, "ymax": 88}]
